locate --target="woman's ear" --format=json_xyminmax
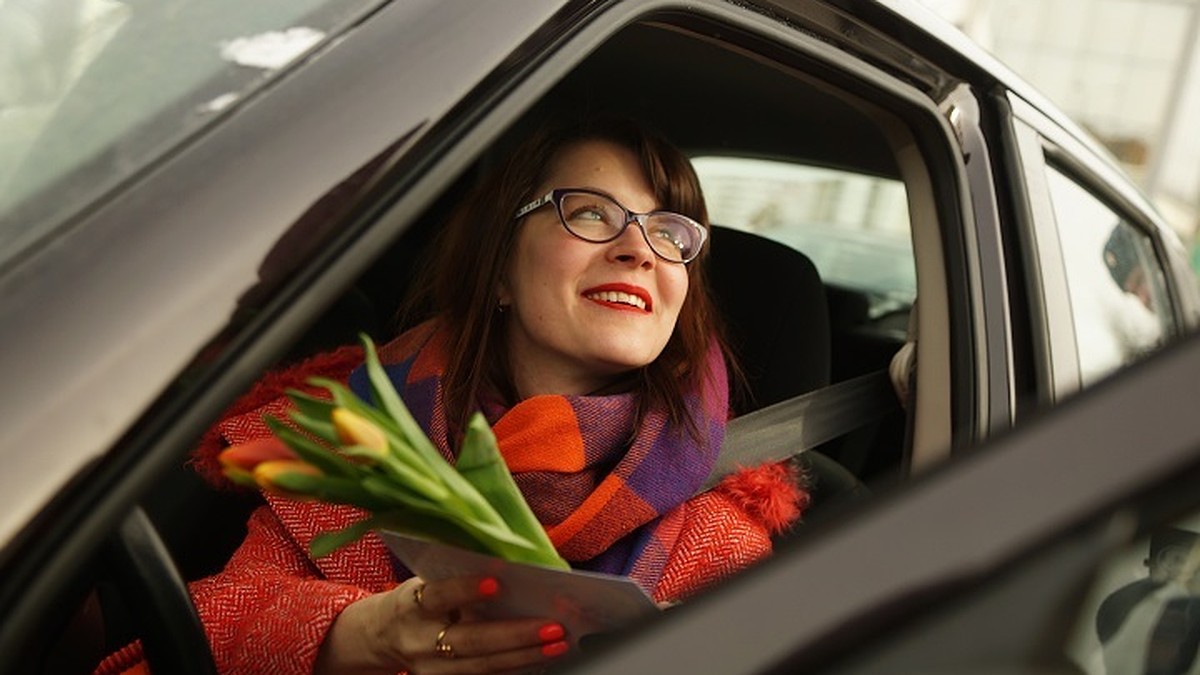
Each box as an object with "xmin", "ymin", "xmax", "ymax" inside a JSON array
[{"xmin": 497, "ymin": 280, "xmax": 512, "ymax": 310}]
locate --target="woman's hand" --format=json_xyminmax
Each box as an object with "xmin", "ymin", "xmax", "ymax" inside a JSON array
[{"xmin": 314, "ymin": 576, "xmax": 570, "ymax": 674}]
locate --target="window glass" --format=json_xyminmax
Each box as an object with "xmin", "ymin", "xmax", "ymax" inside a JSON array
[
  {"xmin": 0, "ymin": 0, "xmax": 382, "ymax": 269},
  {"xmin": 1045, "ymin": 167, "xmax": 1175, "ymax": 386},
  {"xmin": 1065, "ymin": 514, "xmax": 1200, "ymax": 674},
  {"xmin": 692, "ymin": 156, "xmax": 914, "ymax": 318}
]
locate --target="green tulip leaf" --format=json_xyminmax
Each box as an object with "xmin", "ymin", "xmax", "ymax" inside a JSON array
[
  {"xmin": 287, "ymin": 390, "xmax": 338, "ymax": 423},
  {"xmin": 287, "ymin": 409, "xmax": 340, "ymax": 445},
  {"xmin": 458, "ymin": 413, "xmax": 567, "ymax": 569},
  {"xmin": 309, "ymin": 519, "xmax": 377, "ymax": 559}
]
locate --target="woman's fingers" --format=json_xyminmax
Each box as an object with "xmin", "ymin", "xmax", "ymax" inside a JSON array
[
  {"xmin": 372, "ymin": 576, "xmax": 571, "ymax": 673},
  {"xmin": 409, "ymin": 635, "xmax": 571, "ymax": 674},
  {"xmin": 424, "ymin": 617, "xmax": 565, "ymax": 658},
  {"xmin": 414, "ymin": 575, "xmax": 502, "ymax": 617}
]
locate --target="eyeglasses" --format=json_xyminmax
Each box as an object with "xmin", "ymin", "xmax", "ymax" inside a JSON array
[{"xmin": 514, "ymin": 188, "xmax": 707, "ymax": 264}]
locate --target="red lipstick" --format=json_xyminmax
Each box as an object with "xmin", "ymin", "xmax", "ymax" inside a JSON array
[{"xmin": 581, "ymin": 282, "xmax": 653, "ymax": 312}]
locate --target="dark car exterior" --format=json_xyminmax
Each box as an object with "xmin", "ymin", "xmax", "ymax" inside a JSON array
[{"xmin": 1, "ymin": 0, "xmax": 1197, "ymax": 672}]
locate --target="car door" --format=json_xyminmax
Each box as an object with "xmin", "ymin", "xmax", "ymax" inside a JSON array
[{"xmin": 560, "ymin": 323, "xmax": 1200, "ymax": 675}]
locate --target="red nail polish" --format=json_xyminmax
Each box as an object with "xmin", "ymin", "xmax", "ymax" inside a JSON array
[
  {"xmin": 538, "ymin": 623, "xmax": 565, "ymax": 643},
  {"xmin": 541, "ymin": 640, "xmax": 569, "ymax": 658},
  {"xmin": 477, "ymin": 577, "xmax": 500, "ymax": 598}
]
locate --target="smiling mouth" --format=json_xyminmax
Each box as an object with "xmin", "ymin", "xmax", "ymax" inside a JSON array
[{"xmin": 584, "ymin": 290, "xmax": 649, "ymax": 311}]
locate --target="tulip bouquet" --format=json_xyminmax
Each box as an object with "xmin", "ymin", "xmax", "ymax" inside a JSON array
[{"xmin": 218, "ymin": 335, "xmax": 570, "ymax": 570}]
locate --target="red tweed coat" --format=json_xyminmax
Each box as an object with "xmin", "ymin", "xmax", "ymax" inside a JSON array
[{"xmin": 95, "ymin": 347, "xmax": 806, "ymax": 675}]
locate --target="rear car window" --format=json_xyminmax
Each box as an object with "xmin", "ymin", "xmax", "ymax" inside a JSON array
[
  {"xmin": 1044, "ymin": 165, "xmax": 1176, "ymax": 385},
  {"xmin": 692, "ymin": 156, "xmax": 914, "ymax": 319}
]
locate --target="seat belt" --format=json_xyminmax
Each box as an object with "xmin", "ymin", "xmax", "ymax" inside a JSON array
[{"xmin": 702, "ymin": 369, "xmax": 897, "ymax": 490}]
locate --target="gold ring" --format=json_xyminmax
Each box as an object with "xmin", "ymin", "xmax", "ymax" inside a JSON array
[
  {"xmin": 413, "ymin": 583, "xmax": 426, "ymax": 610},
  {"xmin": 435, "ymin": 625, "xmax": 454, "ymax": 658}
]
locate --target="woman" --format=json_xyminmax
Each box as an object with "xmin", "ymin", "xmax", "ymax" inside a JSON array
[{"xmin": 97, "ymin": 117, "xmax": 807, "ymax": 674}]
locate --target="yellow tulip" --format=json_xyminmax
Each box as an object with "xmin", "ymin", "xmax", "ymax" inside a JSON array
[
  {"xmin": 332, "ymin": 407, "xmax": 389, "ymax": 456},
  {"xmin": 253, "ymin": 460, "xmax": 323, "ymax": 499}
]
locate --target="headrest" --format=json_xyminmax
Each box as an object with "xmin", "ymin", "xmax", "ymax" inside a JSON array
[{"xmin": 707, "ymin": 226, "xmax": 831, "ymax": 414}]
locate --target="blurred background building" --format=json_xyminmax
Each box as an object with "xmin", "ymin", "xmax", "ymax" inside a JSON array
[{"xmin": 918, "ymin": 0, "xmax": 1200, "ymax": 273}]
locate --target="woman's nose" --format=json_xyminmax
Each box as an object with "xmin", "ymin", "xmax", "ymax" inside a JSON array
[{"xmin": 607, "ymin": 219, "xmax": 656, "ymax": 268}]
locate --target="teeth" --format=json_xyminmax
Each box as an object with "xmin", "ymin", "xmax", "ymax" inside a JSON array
[{"xmin": 587, "ymin": 290, "xmax": 647, "ymax": 310}]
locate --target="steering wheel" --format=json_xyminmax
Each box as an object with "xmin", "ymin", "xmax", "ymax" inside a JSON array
[{"xmin": 102, "ymin": 507, "xmax": 218, "ymax": 675}]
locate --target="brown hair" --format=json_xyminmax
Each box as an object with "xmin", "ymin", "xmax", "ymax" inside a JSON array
[{"xmin": 409, "ymin": 116, "xmax": 730, "ymax": 445}]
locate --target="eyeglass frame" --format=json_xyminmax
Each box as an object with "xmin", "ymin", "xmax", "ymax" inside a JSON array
[{"xmin": 513, "ymin": 187, "xmax": 708, "ymax": 264}]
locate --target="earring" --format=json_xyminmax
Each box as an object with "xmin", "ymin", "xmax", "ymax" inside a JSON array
[{"xmin": 497, "ymin": 301, "xmax": 509, "ymax": 313}]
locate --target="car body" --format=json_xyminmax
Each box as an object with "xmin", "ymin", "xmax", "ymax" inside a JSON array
[{"xmin": 1, "ymin": 0, "xmax": 1198, "ymax": 672}]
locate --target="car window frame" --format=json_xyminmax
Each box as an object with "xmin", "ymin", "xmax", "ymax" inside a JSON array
[
  {"xmin": 940, "ymin": 82, "xmax": 1019, "ymax": 443},
  {"xmin": 388, "ymin": 0, "xmax": 973, "ymax": 467}
]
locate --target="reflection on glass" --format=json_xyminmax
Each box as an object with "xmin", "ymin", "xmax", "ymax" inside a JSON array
[
  {"xmin": 1069, "ymin": 519, "xmax": 1200, "ymax": 675},
  {"xmin": 0, "ymin": 0, "xmax": 377, "ymax": 268},
  {"xmin": 1045, "ymin": 167, "xmax": 1175, "ymax": 386}
]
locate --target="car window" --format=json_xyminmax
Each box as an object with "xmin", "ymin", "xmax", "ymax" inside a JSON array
[
  {"xmin": 692, "ymin": 156, "xmax": 914, "ymax": 320},
  {"xmin": 1065, "ymin": 513, "xmax": 1200, "ymax": 674},
  {"xmin": 0, "ymin": 0, "xmax": 381, "ymax": 270},
  {"xmin": 1044, "ymin": 166, "xmax": 1176, "ymax": 386}
]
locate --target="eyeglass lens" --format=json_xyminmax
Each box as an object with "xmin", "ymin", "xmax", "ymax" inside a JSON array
[{"xmin": 557, "ymin": 192, "xmax": 701, "ymax": 262}]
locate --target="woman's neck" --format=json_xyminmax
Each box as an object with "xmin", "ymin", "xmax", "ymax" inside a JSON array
[{"xmin": 508, "ymin": 366, "xmax": 638, "ymax": 401}]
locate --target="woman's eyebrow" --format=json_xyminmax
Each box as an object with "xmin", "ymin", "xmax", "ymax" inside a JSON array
[{"xmin": 570, "ymin": 186, "xmax": 618, "ymax": 200}]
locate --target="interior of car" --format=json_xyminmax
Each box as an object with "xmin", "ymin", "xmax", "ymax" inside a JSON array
[{"xmin": 34, "ymin": 14, "xmax": 955, "ymax": 674}]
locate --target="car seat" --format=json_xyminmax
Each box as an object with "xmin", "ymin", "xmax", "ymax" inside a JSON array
[
  {"xmin": 707, "ymin": 226, "xmax": 869, "ymax": 525},
  {"xmin": 708, "ymin": 226, "xmax": 831, "ymax": 413}
]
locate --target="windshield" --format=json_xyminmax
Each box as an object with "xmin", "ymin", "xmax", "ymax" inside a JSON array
[{"xmin": 0, "ymin": 0, "xmax": 383, "ymax": 270}]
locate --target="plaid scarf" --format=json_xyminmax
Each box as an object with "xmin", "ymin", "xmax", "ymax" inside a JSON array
[{"xmin": 348, "ymin": 321, "xmax": 728, "ymax": 593}]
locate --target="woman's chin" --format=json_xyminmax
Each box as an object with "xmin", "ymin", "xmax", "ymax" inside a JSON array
[{"xmin": 586, "ymin": 346, "xmax": 665, "ymax": 377}]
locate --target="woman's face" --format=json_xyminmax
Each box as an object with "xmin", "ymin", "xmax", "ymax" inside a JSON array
[{"xmin": 501, "ymin": 139, "xmax": 691, "ymax": 398}]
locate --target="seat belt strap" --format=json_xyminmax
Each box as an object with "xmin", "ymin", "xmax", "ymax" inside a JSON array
[{"xmin": 702, "ymin": 369, "xmax": 896, "ymax": 490}]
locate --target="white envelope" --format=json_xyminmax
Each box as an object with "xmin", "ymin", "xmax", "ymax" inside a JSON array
[{"xmin": 378, "ymin": 530, "xmax": 659, "ymax": 649}]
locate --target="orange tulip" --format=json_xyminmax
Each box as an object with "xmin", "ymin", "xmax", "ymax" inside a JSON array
[
  {"xmin": 252, "ymin": 459, "xmax": 323, "ymax": 499},
  {"xmin": 219, "ymin": 437, "xmax": 298, "ymax": 471},
  {"xmin": 219, "ymin": 437, "xmax": 299, "ymax": 486},
  {"xmin": 332, "ymin": 408, "xmax": 389, "ymax": 457}
]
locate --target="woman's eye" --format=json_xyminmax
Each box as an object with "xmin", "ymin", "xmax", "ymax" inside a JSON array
[
  {"xmin": 569, "ymin": 207, "xmax": 606, "ymax": 221},
  {"xmin": 653, "ymin": 229, "xmax": 686, "ymax": 251}
]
